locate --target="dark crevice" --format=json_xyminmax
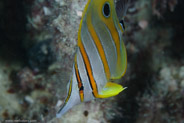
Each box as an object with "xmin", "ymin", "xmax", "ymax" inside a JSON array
[
  {"xmin": 0, "ymin": 0, "xmax": 29, "ymax": 63},
  {"xmin": 111, "ymin": 48, "xmax": 154, "ymax": 123}
]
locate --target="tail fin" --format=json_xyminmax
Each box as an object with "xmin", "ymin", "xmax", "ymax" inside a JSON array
[{"xmin": 115, "ymin": 0, "xmax": 130, "ymax": 20}]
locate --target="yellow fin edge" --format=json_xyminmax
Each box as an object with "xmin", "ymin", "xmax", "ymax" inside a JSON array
[{"xmin": 78, "ymin": 0, "xmax": 91, "ymax": 45}]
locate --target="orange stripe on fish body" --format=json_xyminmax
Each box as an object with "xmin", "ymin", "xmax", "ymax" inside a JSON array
[{"xmin": 74, "ymin": 56, "xmax": 84, "ymax": 102}]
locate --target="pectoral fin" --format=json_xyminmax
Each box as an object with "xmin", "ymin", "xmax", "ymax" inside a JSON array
[{"xmin": 99, "ymin": 82, "xmax": 126, "ymax": 98}]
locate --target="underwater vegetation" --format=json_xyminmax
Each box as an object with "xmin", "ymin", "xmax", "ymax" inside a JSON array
[{"xmin": 0, "ymin": 0, "xmax": 184, "ymax": 123}]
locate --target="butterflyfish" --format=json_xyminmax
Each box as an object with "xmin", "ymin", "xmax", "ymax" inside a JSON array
[{"xmin": 56, "ymin": 0, "xmax": 129, "ymax": 118}]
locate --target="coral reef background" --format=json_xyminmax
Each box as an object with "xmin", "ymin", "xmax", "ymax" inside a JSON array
[{"xmin": 0, "ymin": 0, "xmax": 183, "ymax": 123}]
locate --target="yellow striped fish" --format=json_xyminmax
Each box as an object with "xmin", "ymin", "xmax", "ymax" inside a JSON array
[{"xmin": 56, "ymin": 0, "xmax": 129, "ymax": 118}]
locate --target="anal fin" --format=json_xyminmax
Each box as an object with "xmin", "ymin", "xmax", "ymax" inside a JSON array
[{"xmin": 99, "ymin": 82, "xmax": 126, "ymax": 98}]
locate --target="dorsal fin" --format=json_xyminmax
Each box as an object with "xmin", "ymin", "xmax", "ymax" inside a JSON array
[{"xmin": 115, "ymin": 0, "xmax": 130, "ymax": 21}]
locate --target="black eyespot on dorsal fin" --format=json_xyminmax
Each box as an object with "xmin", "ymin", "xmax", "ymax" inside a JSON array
[{"xmin": 103, "ymin": 2, "xmax": 110, "ymax": 18}]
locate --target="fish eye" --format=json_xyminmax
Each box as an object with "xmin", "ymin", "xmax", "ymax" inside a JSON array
[
  {"xmin": 102, "ymin": 2, "xmax": 110, "ymax": 18},
  {"xmin": 120, "ymin": 20, "xmax": 125, "ymax": 31}
]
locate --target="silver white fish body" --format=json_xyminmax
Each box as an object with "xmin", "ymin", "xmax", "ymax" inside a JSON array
[{"xmin": 56, "ymin": 0, "xmax": 129, "ymax": 118}]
